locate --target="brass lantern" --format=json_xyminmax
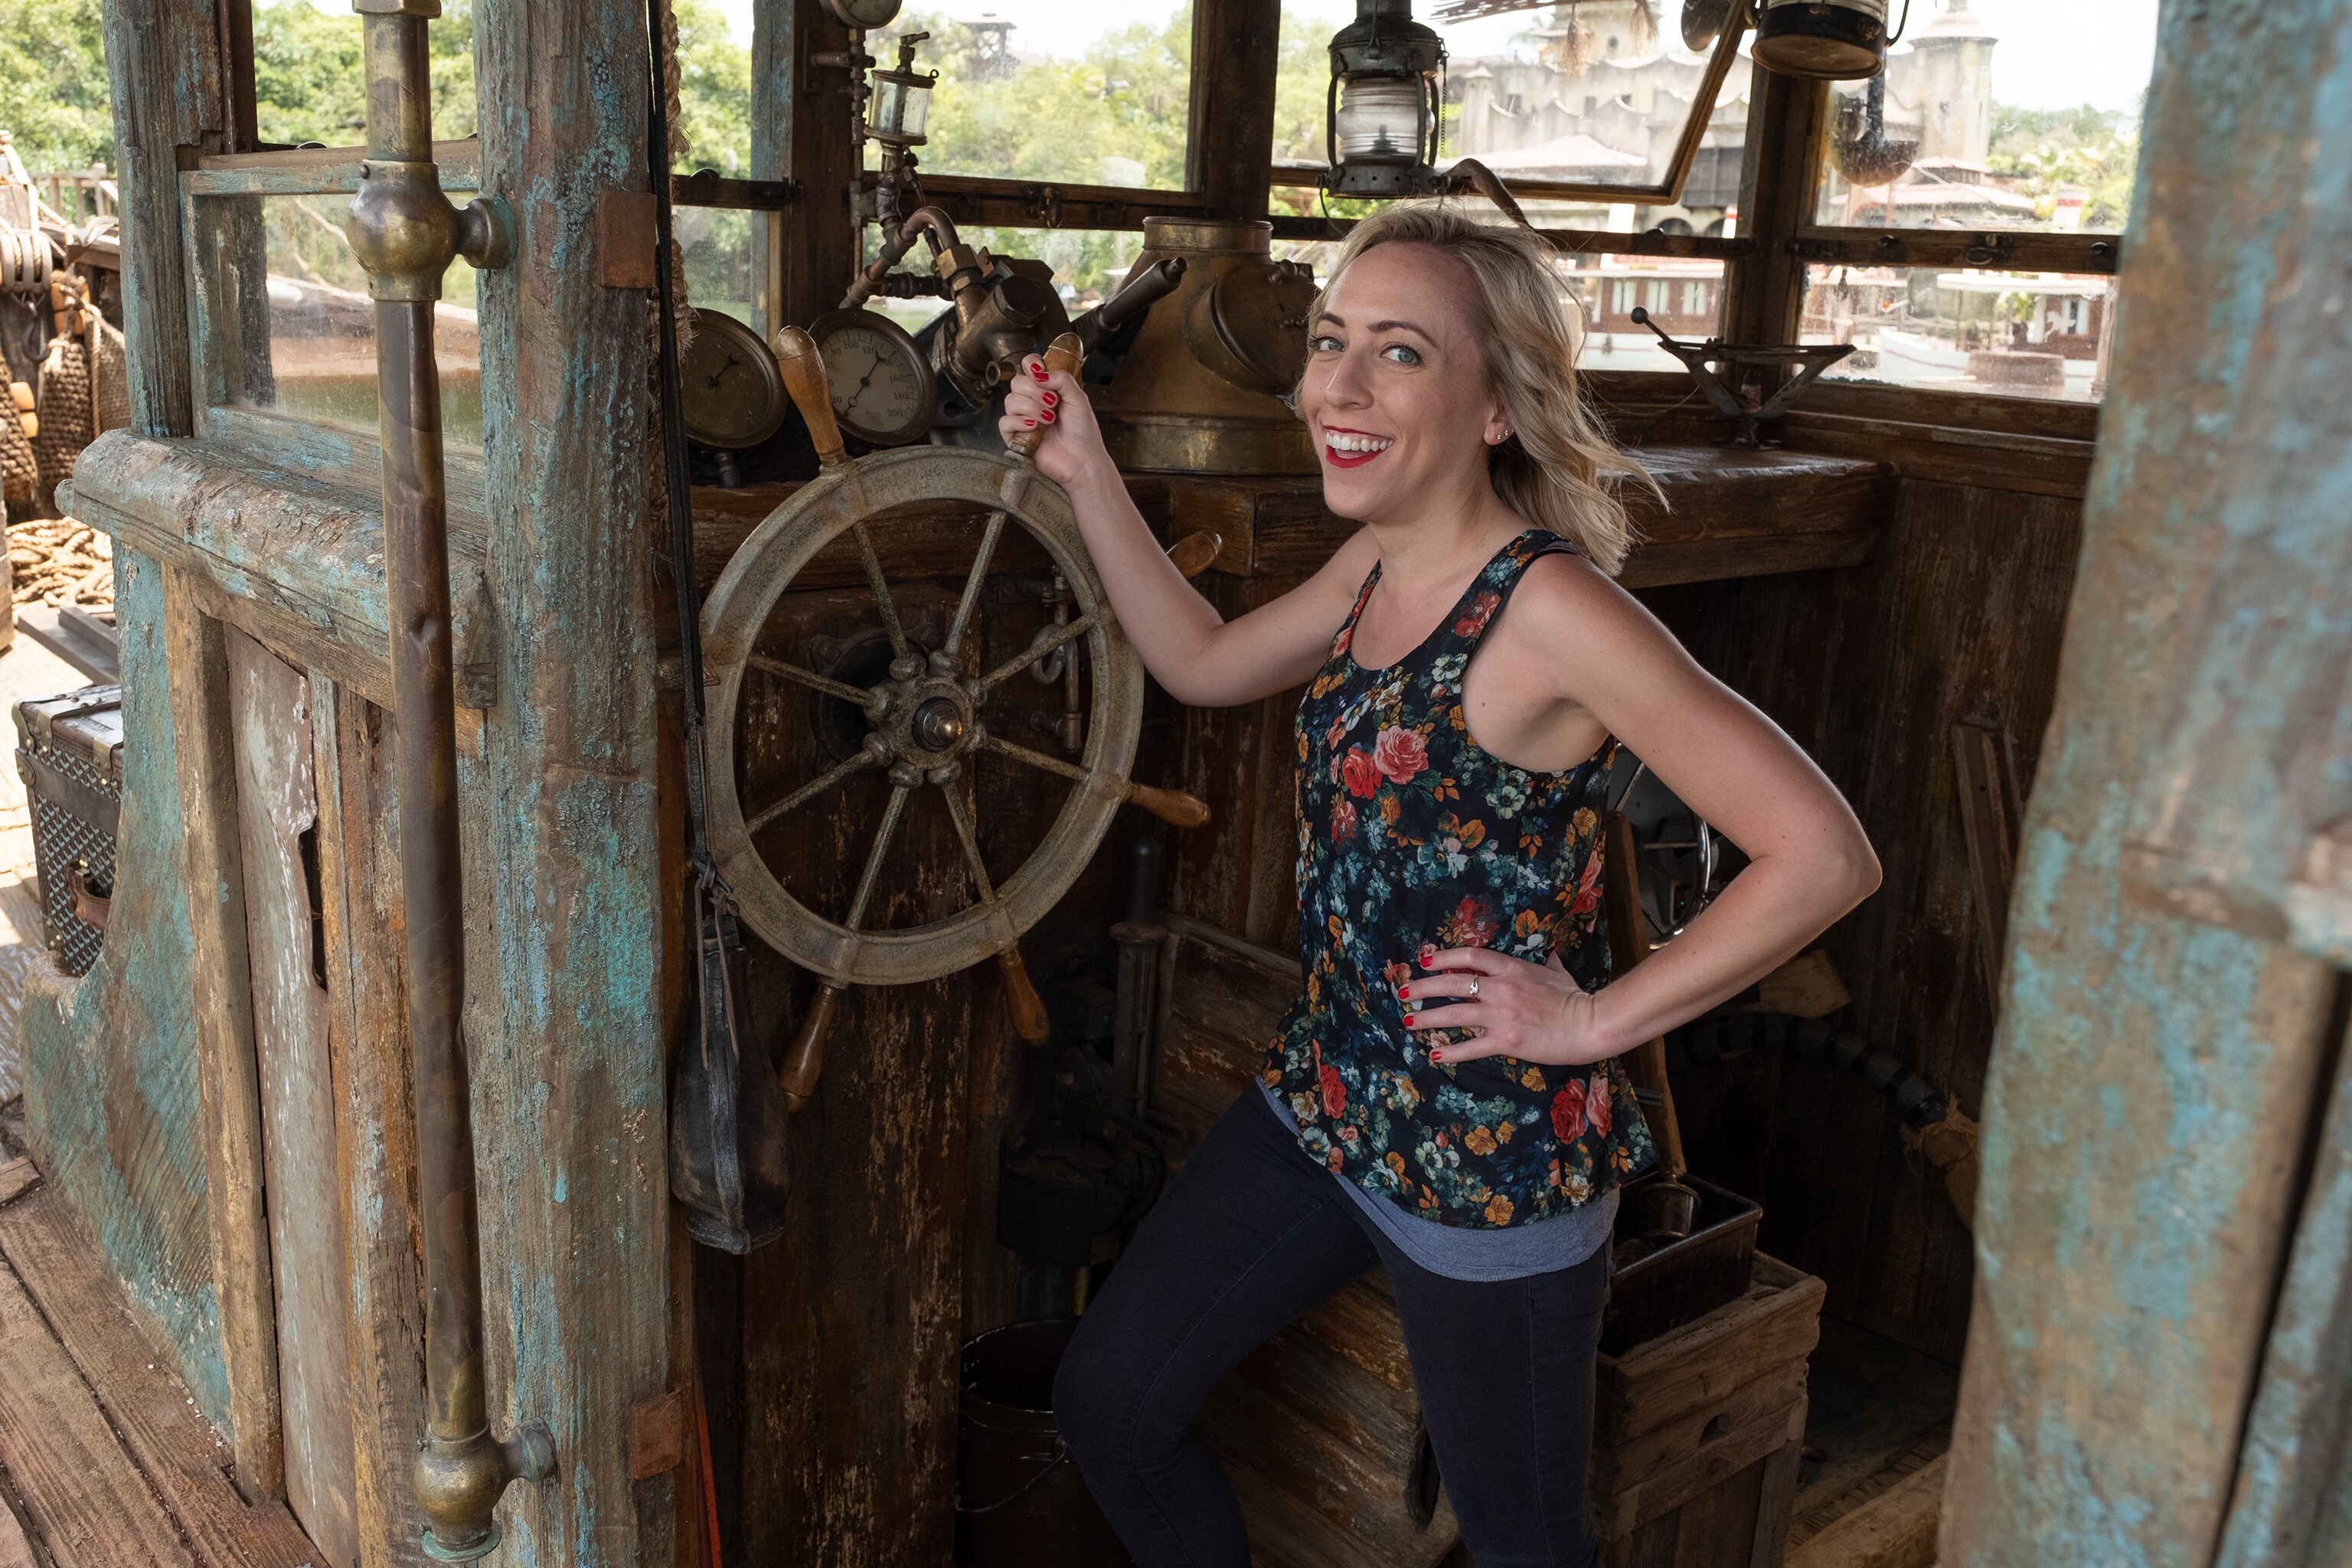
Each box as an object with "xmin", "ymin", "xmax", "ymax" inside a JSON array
[{"xmin": 1325, "ymin": 0, "xmax": 1449, "ymax": 198}]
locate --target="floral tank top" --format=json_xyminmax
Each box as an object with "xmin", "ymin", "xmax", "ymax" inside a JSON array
[{"xmin": 1261, "ymin": 528, "xmax": 1655, "ymax": 1229}]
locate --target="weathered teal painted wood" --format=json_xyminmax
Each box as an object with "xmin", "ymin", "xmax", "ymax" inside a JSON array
[
  {"xmin": 466, "ymin": 0, "xmax": 676, "ymax": 1562},
  {"xmin": 183, "ymin": 142, "xmax": 485, "ymax": 198},
  {"xmin": 72, "ymin": 429, "xmax": 490, "ymax": 689},
  {"xmin": 19, "ymin": 550, "xmax": 234, "ymax": 1429},
  {"xmin": 1941, "ymin": 2, "xmax": 2352, "ymax": 1563},
  {"xmin": 2214, "ymin": 1015, "xmax": 2352, "ymax": 1566},
  {"xmin": 16, "ymin": 0, "xmax": 239, "ymax": 1439}
]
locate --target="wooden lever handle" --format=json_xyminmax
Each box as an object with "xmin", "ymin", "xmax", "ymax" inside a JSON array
[
  {"xmin": 1600, "ymin": 812, "xmax": 1687, "ymax": 1175},
  {"xmin": 780, "ymin": 982, "xmax": 844, "ymax": 1112},
  {"xmin": 1126, "ymin": 780, "xmax": 1210, "ymax": 829},
  {"xmin": 997, "ymin": 949, "xmax": 1051, "ymax": 1044},
  {"xmin": 1166, "ymin": 531, "xmax": 1223, "ymax": 580},
  {"xmin": 1007, "ymin": 333, "xmax": 1085, "ymax": 460},
  {"xmin": 773, "ymin": 325, "xmax": 847, "ymax": 469}
]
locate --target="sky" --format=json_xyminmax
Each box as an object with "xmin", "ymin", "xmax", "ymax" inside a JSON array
[{"xmin": 709, "ymin": 0, "xmax": 2160, "ymax": 114}]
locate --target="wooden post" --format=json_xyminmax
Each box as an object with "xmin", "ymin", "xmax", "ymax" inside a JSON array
[
  {"xmin": 467, "ymin": 0, "xmax": 678, "ymax": 1559},
  {"xmin": 1186, "ymin": 0, "xmax": 1282, "ymax": 222},
  {"xmin": 1941, "ymin": 1, "xmax": 2352, "ymax": 1560},
  {"xmin": 1720, "ymin": 67, "xmax": 1822, "ymax": 355},
  {"xmin": 776, "ymin": 0, "xmax": 858, "ymax": 328}
]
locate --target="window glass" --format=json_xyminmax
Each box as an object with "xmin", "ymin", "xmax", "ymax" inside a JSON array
[
  {"xmin": 1274, "ymin": 2, "xmax": 1751, "ymax": 224},
  {"xmin": 1811, "ymin": 0, "xmax": 2158, "ymax": 233},
  {"xmin": 253, "ymin": 0, "xmax": 476, "ymax": 146},
  {"xmin": 194, "ymin": 194, "xmax": 485, "ymax": 446},
  {"xmin": 864, "ymin": 5, "xmax": 1192, "ymax": 190},
  {"xmin": 678, "ymin": 204, "xmax": 761, "ymax": 326},
  {"xmin": 1801, "ymin": 263, "xmax": 2115, "ymax": 400}
]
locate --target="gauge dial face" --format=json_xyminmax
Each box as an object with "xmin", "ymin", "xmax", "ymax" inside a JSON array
[
  {"xmin": 680, "ymin": 310, "xmax": 788, "ymax": 451},
  {"xmin": 821, "ymin": 0, "xmax": 903, "ymax": 28},
  {"xmin": 810, "ymin": 307, "xmax": 938, "ymax": 448}
]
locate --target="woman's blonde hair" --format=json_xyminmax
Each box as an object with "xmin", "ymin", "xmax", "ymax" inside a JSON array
[{"xmin": 1312, "ymin": 201, "xmax": 1655, "ymax": 576}]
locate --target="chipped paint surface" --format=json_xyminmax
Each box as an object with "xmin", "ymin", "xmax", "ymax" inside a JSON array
[
  {"xmin": 18, "ymin": 550, "xmax": 234, "ymax": 1429},
  {"xmin": 1942, "ymin": 2, "xmax": 2352, "ymax": 1563}
]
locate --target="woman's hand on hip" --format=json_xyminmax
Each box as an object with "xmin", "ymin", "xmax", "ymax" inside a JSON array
[
  {"xmin": 1000, "ymin": 354, "xmax": 1113, "ymax": 489},
  {"xmin": 1398, "ymin": 946, "xmax": 1621, "ymax": 1068}
]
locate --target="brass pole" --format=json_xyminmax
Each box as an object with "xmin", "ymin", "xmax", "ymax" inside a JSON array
[{"xmin": 343, "ymin": 2, "xmax": 550, "ymax": 1560}]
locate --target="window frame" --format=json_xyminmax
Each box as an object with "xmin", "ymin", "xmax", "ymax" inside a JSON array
[{"xmin": 1266, "ymin": 0, "xmax": 1759, "ymax": 207}]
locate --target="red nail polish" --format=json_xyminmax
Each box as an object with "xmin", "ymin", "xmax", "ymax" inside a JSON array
[
  {"xmin": 1023, "ymin": 418, "xmax": 1036, "ymax": 427},
  {"xmin": 1044, "ymin": 391, "xmax": 1059, "ymax": 406},
  {"xmin": 1398, "ymin": 986, "xmax": 1410, "ymax": 999},
  {"xmin": 1403, "ymin": 1013, "xmax": 1416, "ymax": 1027},
  {"xmin": 1043, "ymin": 411, "xmax": 1056, "ymax": 423},
  {"xmin": 1030, "ymin": 365, "xmax": 1049, "ymax": 381},
  {"xmin": 1430, "ymin": 1049, "xmax": 1444, "ymax": 1063}
]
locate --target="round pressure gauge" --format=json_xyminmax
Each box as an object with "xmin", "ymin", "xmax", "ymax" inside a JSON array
[
  {"xmin": 680, "ymin": 310, "xmax": 788, "ymax": 452},
  {"xmin": 821, "ymin": 0, "xmax": 903, "ymax": 29},
  {"xmin": 806, "ymin": 307, "xmax": 938, "ymax": 449}
]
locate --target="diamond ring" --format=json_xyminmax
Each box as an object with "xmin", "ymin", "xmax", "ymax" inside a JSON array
[{"xmin": 1467, "ymin": 975, "xmax": 1481, "ymax": 999}]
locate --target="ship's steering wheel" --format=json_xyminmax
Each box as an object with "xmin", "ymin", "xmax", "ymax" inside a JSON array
[{"xmin": 700, "ymin": 332, "xmax": 1210, "ymax": 1108}]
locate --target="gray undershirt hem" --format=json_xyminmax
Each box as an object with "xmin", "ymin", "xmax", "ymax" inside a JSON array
[{"xmin": 1257, "ymin": 1083, "xmax": 1618, "ymax": 1282}]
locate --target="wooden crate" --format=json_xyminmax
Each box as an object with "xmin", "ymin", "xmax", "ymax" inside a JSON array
[{"xmin": 1592, "ymin": 1254, "xmax": 1823, "ymax": 1568}]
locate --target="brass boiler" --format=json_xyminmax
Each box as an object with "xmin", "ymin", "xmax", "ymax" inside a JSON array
[{"xmin": 1091, "ymin": 218, "xmax": 1318, "ymax": 475}]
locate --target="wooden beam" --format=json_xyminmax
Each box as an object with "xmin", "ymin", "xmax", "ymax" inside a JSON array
[
  {"xmin": 865, "ymin": 172, "xmax": 1207, "ymax": 234},
  {"xmin": 1186, "ymin": 0, "xmax": 1282, "ymax": 221},
  {"xmin": 1788, "ymin": 226, "xmax": 2120, "ymax": 277},
  {"xmin": 0, "ymin": 1189, "xmax": 318, "ymax": 1568}
]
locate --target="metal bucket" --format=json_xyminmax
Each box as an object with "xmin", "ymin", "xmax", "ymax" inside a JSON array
[{"xmin": 957, "ymin": 1319, "xmax": 1129, "ymax": 1567}]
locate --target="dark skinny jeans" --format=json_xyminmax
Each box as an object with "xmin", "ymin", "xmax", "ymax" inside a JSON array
[{"xmin": 1054, "ymin": 1091, "xmax": 1609, "ymax": 1568}]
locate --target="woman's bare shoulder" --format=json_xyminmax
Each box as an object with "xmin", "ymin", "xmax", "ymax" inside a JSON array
[{"xmin": 1503, "ymin": 547, "xmax": 1703, "ymax": 684}]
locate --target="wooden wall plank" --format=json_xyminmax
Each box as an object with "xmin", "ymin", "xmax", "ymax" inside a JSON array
[
  {"xmin": 0, "ymin": 1253, "xmax": 198, "ymax": 1568},
  {"xmin": 223, "ymin": 631, "xmax": 358, "ymax": 1568},
  {"xmin": 158, "ymin": 569, "xmax": 283, "ymax": 1501},
  {"xmin": 307, "ymin": 681, "xmax": 433, "ymax": 1565},
  {"xmin": 0, "ymin": 1188, "xmax": 317, "ymax": 1568},
  {"xmin": 1645, "ymin": 479, "xmax": 2083, "ymax": 1365}
]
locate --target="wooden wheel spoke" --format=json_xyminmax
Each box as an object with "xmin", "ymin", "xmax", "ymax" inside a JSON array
[
  {"xmin": 978, "ymin": 732, "xmax": 1090, "ymax": 788},
  {"xmin": 843, "ymin": 782, "xmax": 913, "ymax": 932},
  {"xmin": 747, "ymin": 652, "xmax": 873, "ymax": 707},
  {"xmin": 977, "ymin": 612, "xmax": 1096, "ymax": 695},
  {"xmin": 942, "ymin": 509, "xmax": 1008, "ymax": 661},
  {"xmin": 853, "ymin": 521, "xmax": 913, "ymax": 660},
  {"xmin": 744, "ymin": 748, "xmax": 878, "ymax": 838},
  {"xmin": 937, "ymin": 775, "xmax": 999, "ymax": 904}
]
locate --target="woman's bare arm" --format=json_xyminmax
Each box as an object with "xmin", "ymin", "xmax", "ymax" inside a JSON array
[{"xmin": 1003, "ymin": 358, "xmax": 1377, "ymax": 708}]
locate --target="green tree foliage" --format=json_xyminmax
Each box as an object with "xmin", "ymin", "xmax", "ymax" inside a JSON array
[
  {"xmin": 1986, "ymin": 102, "xmax": 2139, "ymax": 231},
  {"xmin": 0, "ymin": 0, "xmax": 113, "ymax": 172}
]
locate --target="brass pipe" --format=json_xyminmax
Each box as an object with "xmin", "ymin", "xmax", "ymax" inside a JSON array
[{"xmin": 345, "ymin": 3, "xmax": 548, "ymax": 1561}]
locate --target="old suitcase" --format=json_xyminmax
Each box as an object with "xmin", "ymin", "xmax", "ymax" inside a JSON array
[{"xmin": 15, "ymin": 683, "xmax": 122, "ymax": 976}]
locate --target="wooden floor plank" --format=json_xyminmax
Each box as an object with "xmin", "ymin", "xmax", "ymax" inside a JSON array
[
  {"xmin": 0, "ymin": 1494, "xmax": 38, "ymax": 1568},
  {"xmin": 0, "ymin": 1249, "xmax": 197, "ymax": 1568},
  {"xmin": 0, "ymin": 1190, "xmax": 318, "ymax": 1568},
  {"xmin": 0, "ymin": 1161, "xmax": 36, "ymax": 1210}
]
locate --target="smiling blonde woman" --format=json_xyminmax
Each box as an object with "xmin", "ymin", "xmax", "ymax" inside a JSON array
[{"xmin": 1002, "ymin": 200, "xmax": 1880, "ymax": 1568}]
